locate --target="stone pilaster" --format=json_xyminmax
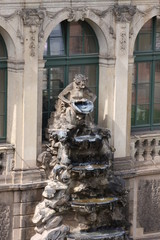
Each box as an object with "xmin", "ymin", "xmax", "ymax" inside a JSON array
[
  {"xmin": 113, "ymin": 4, "xmax": 136, "ymax": 158},
  {"xmin": 12, "ymin": 9, "xmax": 45, "ymax": 183}
]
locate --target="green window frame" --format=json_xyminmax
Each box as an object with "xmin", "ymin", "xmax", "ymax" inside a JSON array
[
  {"xmin": 132, "ymin": 17, "xmax": 160, "ymax": 131},
  {"xmin": 0, "ymin": 35, "xmax": 7, "ymax": 142},
  {"xmin": 43, "ymin": 20, "xmax": 99, "ymax": 138}
]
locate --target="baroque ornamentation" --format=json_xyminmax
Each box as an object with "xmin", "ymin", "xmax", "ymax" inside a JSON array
[
  {"xmin": 109, "ymin": 26, "xmax": 116, "ymax": 39},
  {"xmin": 20, "ymin": 8, "xmax": 45, "ymax": 27},
  {"xmin": 20, "ymin": 8, "xmax": 45, "ymax": 56},
  {"xmin": 68, "ymin": 7, "xmax": 88, "ymax": 22},
  {"xmin": 120, "ymin": 31, "xmax": 127, "ymax": 54},
  {"xmin": 0, "ymin": 8, "xmax": 46, "ymax": 47},
  {"xmin": 113, "ymin": 4, "xmax": 136, "ymax": 22},
  {"xmin": 47, "ymin": 7, "xmax": 89, "ymax": 23}
]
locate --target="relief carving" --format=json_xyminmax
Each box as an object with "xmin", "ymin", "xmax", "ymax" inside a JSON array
[
  {"xmin": 113, "ymin": 4, "xmax": 136, "ymax": 22},
  {"xmin": 120, "ymin": 31, "xmax": 127, "ymax": 54},
  {"xmin": 109, "ymin": 26, "xmax": 116, "ymax": 39},
  {"xmin": 20, "ymin": 8, "xmax": 45, "ymax": 56},
  {"xmin": 20, "ymin": 8, "xmax": 45, "ymax": 27},
  {"xmin": 68, "ymin": 7, "xmax": 88, "ymax": 22},
  {"xmin": 0, "ymin": 8, "xmax": 46, "ymax": 55}
]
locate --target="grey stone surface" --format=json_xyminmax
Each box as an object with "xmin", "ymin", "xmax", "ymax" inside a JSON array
[{"xmin": 137, "ymin": 178, "xmax": 160, "ymax": 234}]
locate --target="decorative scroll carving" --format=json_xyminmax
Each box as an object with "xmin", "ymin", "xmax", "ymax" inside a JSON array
[
  {"xmin": 46, "ymin": 7, "xmax": 88, "ymax": 23},
  {"xmin": 20, "ymin": 8, "xmax": 45, "ymax": 56},
  {"xmin": 0, "ymin": 204, "xmax": 10, "ymax": 240},
  {"xmin": 120, "ymin": 31, "xmax": 127, "ymax": 54},
  {"xmin": 0, "ymin": 8, "xmax": 45, "ymax": 55},
  {"xmin": 109, "ymin": 26, "xmax": 116, "ymax": 39},
  {"xmin": 68, "ymin": 7, "xmax": 88, "ymax": 22},
  {"xmin": 20, "ymin": 8, "xmax": 45, "ymax": 27},
  {"xmin": 113, "ymin": 4, "xmax": 136, "ymax": 22}
]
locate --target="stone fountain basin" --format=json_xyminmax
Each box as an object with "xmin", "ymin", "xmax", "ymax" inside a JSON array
[
  {"xmin": 71, "ymin": 197, "xmax": 118, "ymax": 207},
  {"xmin": 68, "ymin": 229, "xmax": 125, "ymax": 240},
  {"xmin": 74, "ymin": 134, "xmax": 101, "ymax": 142},
  {"xmin": 72, "ymin": 164, "xmax": 109, "ymax": 172},
  {"xmin": 71, "ymin": 100, "xmax": 94, "ymax": 114}
]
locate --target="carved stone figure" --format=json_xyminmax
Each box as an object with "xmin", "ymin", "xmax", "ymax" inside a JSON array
[{"xmin": 49, "ymin": 74, "xmax": 96, "ymax": 129}]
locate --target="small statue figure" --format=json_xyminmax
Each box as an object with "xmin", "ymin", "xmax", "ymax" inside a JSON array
[
  {"xmin": 58, "ymin": 74, "xmax": 96, "ymax": 105},
  {"xmin": 49, "ymin": 74, "xmax": 97, "ymax": 128}
]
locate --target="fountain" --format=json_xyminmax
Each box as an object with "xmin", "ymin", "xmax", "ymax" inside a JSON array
[{"xmin": 31, "ymin": 74, "xmax": 129, "ymax": 240}]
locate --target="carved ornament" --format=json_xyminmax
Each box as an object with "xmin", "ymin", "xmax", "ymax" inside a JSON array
[
  {"xmin": 113, "ymin": 4, "xmax": 136, "ymax": 22},
  {"xmin": 20, "ymin": 8, "xmax": 45, "ymax": 56},
  {"xmin": 68, "ymin": 7, "xmax": 88, "ymax": 22},
  {"xmin": 20, "ymin": 8, "xmax": 45, "ymax": 27},
  {"xmin": 120, "ymin": 31, "xmax": 127, "ymax": 54}
]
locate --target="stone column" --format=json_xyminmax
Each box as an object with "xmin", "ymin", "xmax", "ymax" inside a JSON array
[{"xmin": 113, "ymin": 4, "xmax": 136, "ymax": 158}]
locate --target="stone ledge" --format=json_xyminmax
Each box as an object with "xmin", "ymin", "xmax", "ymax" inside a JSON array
[
  {"xmin": 0, "ymin": 143, "xmax": 15, "ymax": 151},
  {"xmin": 113, "ymin": 157, "xmax": 160, "ymax": 178},
  {"xmin": 0, "ymin": 180, "xmax": 47, "ymax": 192}
]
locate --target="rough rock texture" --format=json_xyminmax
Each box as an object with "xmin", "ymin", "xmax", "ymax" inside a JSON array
[{"xmin": 32, "ymin": 74, "xmax": 128, "ymax": 240}]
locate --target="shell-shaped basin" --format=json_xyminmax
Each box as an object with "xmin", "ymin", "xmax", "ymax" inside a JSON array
[
  {"xmin": 71, "ymin": 197, "xmax": 118, "ymax": 207},
  {"xmin": 71, "ymin": 100, "xmax": 94, "ymax": 114}
]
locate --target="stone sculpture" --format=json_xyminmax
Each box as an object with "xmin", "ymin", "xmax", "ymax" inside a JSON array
[
  {"xmin": 48, "ymin": 74, "xmax": 96, "ymax": 129},
  {"xmin": 31, "ymin": 74, "xmax": 128, "ymax": 240}
]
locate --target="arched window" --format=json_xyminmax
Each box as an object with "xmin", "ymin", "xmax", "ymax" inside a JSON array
[
  {"xmin": 43, "ymin": 20, "xmax": 99, "ymax": 137},
  {"xmin": 132, "ymin": 17, "xmax": 160, "ymax": 131},
  {"xmin": 0, "ymin": 35, "xmax": 7, "ymax": 142}
]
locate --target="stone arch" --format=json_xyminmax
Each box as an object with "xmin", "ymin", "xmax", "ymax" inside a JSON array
[
  {"xmin": 0, "ymin": 18, "xmax": 23, "ymax": 60},
  {"xmin": 127, "ymin": 6, "xmax": 160, "ymax": 145},
  {"xmin": 39, "ymin": 8, "xmax": 110, "ymax": 59},
  {"xmin": 129, "ymin": 6, "xmax": 160, "ymax": 56}
]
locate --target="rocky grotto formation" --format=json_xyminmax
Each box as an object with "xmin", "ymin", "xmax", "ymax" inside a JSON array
[{"xmin": 31, "ymin": 74, "xmax": 128, "ymax": 240}]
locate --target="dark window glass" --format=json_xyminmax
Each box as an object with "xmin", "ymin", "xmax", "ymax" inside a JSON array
[
  {"xmin": 43, "ymin": 21, "xmax": 99, "ymax": 139},
  {"xmin": 0, "ymin": 36, "xmax": 7, "ymax": 141},
  {"xmin": 132, "ymin": 17, "xmax": 160, "ymax": 130},
  {"xmin": 135, "ymin": 19, "xmax": 152, "ymax": 51}
]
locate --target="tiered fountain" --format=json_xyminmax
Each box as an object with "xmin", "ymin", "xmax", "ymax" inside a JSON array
[{"xmin": 31, "ymin": 74, "xmax": 128, "ymax": 240}]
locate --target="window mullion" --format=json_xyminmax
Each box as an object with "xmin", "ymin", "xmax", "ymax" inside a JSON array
[
  {"xmin": 4, "ymin": 68, "xmax": 7, "ymax": 138},
  {"xmin": 66, "ymin": 21, "xmax": 70, "ymax": 57},
  {"xmin": 150, "ymin": 61, "xmax": 155, "ymax": 129},
  {"xmin": 48, "ymin": 68, "xmax": 51, "ymax": 119},
  {"xmin": 153, "ymin": 17, "xmax": 156, "ymax": 51},
  {"xmin": 82, "ymin": 23, "xmax": 85, "ymax": 54},
  {"xmin": 135, "ymin": 63, "xmax": 138, "ymax": 126}
]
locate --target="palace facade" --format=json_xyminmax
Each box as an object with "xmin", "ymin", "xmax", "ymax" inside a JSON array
[{"xmin": 1, "ymin": 1, "xmax": 160, "ymax": 239}]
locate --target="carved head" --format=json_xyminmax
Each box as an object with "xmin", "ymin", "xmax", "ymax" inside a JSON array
[{"xmin": 73, "ymin": 74, "xmax": 88, "ymax": 89}]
